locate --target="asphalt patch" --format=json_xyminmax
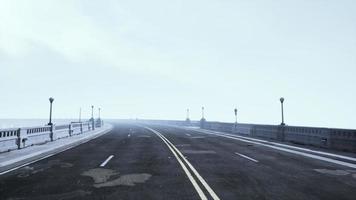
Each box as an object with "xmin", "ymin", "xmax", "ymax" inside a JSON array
[
  {"xmin": 81, "ymin": 168, "xmax": 119, "ymax": 183},
  {"xmin": 94, "ymin": 173, "xmax": 152, "ymax": 187},
  {"xmin": 81, "ymin": 168, "xmax": 152, "ymax": 188},
  {"xmin": 16, "ymin": 160, "xmax": 73, "ymax": 178}
]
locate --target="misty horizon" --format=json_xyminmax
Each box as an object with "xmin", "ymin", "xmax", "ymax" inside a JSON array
[{"xmin": 1, "ymin": 0, "xmax": 355, "ymax": 129}]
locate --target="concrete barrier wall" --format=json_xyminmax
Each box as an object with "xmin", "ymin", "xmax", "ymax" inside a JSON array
[
  {"xmin": 0, "ymin": 128, "xmax": 20, "ymax": 152},
  {"xmin": 25, "ymin": 126, "xmax": 52, "ymax": 147},
  {"xmin": 55, "ymin": 124, "xmax": 71, "ymax": 139},
  {"xmin": 82, "ymin": 122, "xmax": 90, "ymax": 132},
  {"xmin": 136, "ymin": 119, "xmax": 356, "ymax": 153},
  {"xmin": 282, "ymin": 126, "xmax": 331, "ymax": 148},
  {"xmin": 71, "ymin": 123, "xmax": 82, "ymax": 135},
  {"xmin": 206, "ymin": 122, "xmax": 355, "ymax": 152},
  {"xmin": 329, "ymin": 129, "xmax": 356, "ymax": 152},
  {"xmin": 0, "ymin": 119, "xmax": 104, "ymax": 153}
]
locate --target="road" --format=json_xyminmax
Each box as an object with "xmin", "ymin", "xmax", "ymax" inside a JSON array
[{"xmin": 1, "ymin": 123, "xmax": 356, "ymax": 200}]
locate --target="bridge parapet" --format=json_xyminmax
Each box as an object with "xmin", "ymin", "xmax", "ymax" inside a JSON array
[
  {"xmin": 0, "ymin": 128, "xmax": 20, "ymax": 152},
  {"xmin": 0, "ymin": 119, "xmax": 104, "ymax": 153}
]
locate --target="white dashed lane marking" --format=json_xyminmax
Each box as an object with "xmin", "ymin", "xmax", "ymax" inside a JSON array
[
  {"xmin": 100, "ymin": 155, "xmax": 114, "ymax": 167},
  {"xmin": 235, "ymin": 153, "xmax": 258, "ymax": 163}
]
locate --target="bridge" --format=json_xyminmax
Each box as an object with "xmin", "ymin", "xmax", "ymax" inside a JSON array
[{"xmin": 0, "ymin": 118, "xmax": 355, "ymax": 200}]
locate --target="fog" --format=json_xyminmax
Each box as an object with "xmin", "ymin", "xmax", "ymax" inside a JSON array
[{"xmin": 1, "ymin": 0, "xmax": 355, "ymax": 129}]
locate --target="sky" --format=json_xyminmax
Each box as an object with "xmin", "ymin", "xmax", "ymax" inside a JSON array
[{"xmin": 0, "ymin": 0, "xmax": 355, "ymax": 129}]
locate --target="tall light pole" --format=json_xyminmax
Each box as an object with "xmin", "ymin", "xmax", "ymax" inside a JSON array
[
  {"xmin": 79, "ymin": 107, "xmax": 82, "ymax": 122},
  {"xmin": 98, "ymin": 107, "xmax": 101, "ymax": 119},
  {"xmin": 185, "ymin": 108, "xmax": 191, "ymax": 123},
  {"xmin": 234, "ymin": 108, "xmax": 238, "ymax": 124},
  {"xmin": 91, "ymin": 105, "xmax": 95, "ymax": 130},
  {"xmin": 48, "ymin": 97, "xmax": 54, "ymax": 126},
  {"xmin": 280, "ymin": 97, "xmax": 285, "ymax": 125},
  {"xmin": 200, "ymin": 106, "xmax": 206, "ymax": 128}
]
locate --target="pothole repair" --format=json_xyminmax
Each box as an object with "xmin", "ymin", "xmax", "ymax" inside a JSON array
[
  {"xmin": 81, "ymin": 168, "xmax": 119, "ymax": 183},
  {"xmin": 81, "ymin": 168, "xmax": 151, "ymax": 188}
]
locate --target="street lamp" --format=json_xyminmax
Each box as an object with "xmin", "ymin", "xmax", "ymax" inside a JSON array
[
  {"xmin": 48, "ymin": 97, "xmax": 54, "ymax": 126},
  {"xmin": 91, "ymin": 105, "xmax": 95, "ymax": 130},
  {"xmin": 200, "ymin": 106, "xmax": 206, "ymax": 129},
  {"xmin": 185, "ymin": 108, "xmax": 191, "ymax": 123},
  {"xmin": 234, "ymin": 108, "xmax": 238, "ymax": 124},
  {"xmin": 280, "ymin": 97, "xmax": 285, "ymax": 125},
  {"xmin": 98, "ymin": 108, "xmax": 101, "ymax": 119},
  {"xmin": 79, "ymin": 107, "xmax": 82, "ymax": 122}
]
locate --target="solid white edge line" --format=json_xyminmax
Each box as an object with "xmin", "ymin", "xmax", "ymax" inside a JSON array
[
  {"xmin": 191, "ymin": 129, "xmax": 356, "ymax": 169},
  {"xmin": 201, "ymin": 129, "xmax": 356, "ymax": 162},
  {"xmin": 100, "ymin": 155, "xmax": 114, "ymax": 167},
  {"xmin": 0, "ymin": 154, "xmax": 54, "ymax": 175},
  {"xmin": 145, "ymin": 127, "xmax": 208, "ymax": 200},
  {"xmin": 235, "ymin": 153, "xmax": 258, "ymax": 163},
  {"xmin": 149, "ymin": 128, "xmax": 221, "ymax": 200}
]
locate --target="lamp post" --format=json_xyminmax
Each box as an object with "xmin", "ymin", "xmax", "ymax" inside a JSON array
[
  {"xmin": 91, "ymin": 105, "xmax": 95, "ymax": 130},
  {"xmin": 79, "ymin": 107, "xmax": 82, "ymax": 122},
  {"xmin": 186, "ymin": 109, "xmax": 190, "ymax": 120},
  {"xmin": 280, "ymin": 97, "xmax": 285, "ymax": 125},
  {"xmin": 99, "ymin": 107, "xmax": 102, "ymax": 127},
  {"xmin": 200, "ymin": 106, "xmax": 206, "ymax": 128},
  {"xmin": 234, "ymin": 108, "xmax": 238, "ymax": 124},
  {"xmin": 48, "ymin": 97, "xmax": 54, "ymax": 126}
]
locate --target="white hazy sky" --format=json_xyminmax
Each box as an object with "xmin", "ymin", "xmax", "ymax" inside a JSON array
[{"xmin": 0, "ymin": 0, "xmax": 355, "ymax": 129}]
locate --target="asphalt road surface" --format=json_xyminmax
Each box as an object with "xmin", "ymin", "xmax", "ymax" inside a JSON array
[{"xmin": 1, "ymin": 123, "xmax": 356, "ymax": 200}]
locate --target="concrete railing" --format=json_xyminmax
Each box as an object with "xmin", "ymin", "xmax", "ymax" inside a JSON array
[
  {"xmin": 0, "ymin": 128, "xmax": 20, "ymax": 153},
  {"xmin": 137, "ymin": 119, "xmax": 356, "ymax": 153},
  {"xmin": 202, "ymin": 121, "xmax": 356, "ymax": 152},
  {"xmin": 0, "ymin": 119, "xmax": 104, "ymax": 153}
]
